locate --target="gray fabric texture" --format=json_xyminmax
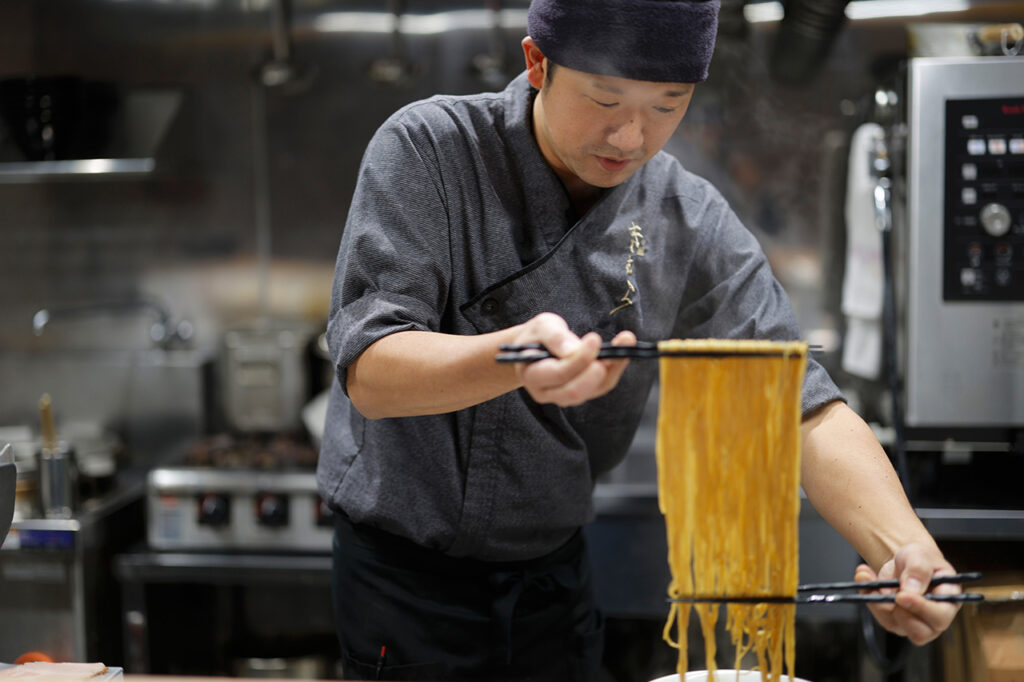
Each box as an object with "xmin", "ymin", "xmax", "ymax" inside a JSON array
[{"xmin": 316, "ymin": 72, "xmax": 844, "ymax": 561}]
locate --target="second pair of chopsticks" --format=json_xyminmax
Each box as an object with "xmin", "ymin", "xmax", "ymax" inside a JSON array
[
  {"xmin": 496, "ymin": 341, "xmax": 821, "ymax": 364},
  {"xmin": 668, "ymin": 572, "xmax": 984, "ymax": 604}
]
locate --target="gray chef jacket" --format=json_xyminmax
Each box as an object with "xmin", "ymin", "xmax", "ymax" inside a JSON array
[{"xmin": 317, "ymin": 72, "xmax": 844, "ymax": 562}]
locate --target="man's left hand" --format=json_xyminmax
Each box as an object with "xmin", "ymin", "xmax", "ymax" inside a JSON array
[{"xmin": 854, "ymin": 543, "xmax": 961, "ymax": 645}]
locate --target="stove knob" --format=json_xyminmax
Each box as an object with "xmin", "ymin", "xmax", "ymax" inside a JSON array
[
  {"xmin": 980, "ymin": 203, "xmax": 1012, "ymax": 237},
  {"xmin": 256, "ymin": 492, "xmax": 289, "ymax": 527},
  {"xmin": 197, "ymin": 493, "xmax": 231, "ymax": 527}
]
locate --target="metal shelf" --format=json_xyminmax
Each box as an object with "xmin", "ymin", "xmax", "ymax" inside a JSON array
[
  {"xmin": 0, "ymin": 158, "xmax": 155, "ymax": 182},
  {"xmin": 918, "ymin": 507, "xmax": 1024, "ymax": 541},
  {"xmin": 0, "ymin": 88, "xmax": 181, "ymax": 183}
]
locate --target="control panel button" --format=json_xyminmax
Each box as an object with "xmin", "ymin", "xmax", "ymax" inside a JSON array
[
  {"xmin": 1011, "ymin": 137, "xmax": 1024, "ymax": 155},
  {"xmin": 255, "ymin": 492, "xmax": 289, "ymax": 527},
  {"xmin": 968, "ymin": 242, "xmax": 983, "ymax": 267},
  {"xmin": 197, "ymin": 493, "xmax": 231, "ymax": 527},
  {"xmin": 960, "ymin": 268, "xmax": 979, "ymax": 288},
  {"xmin": 962, "ymin": 187, "xmax": 978, "ymax": 205},
  {"xmin": 988, "ymin": 138, "xmax": 1008, "ymax": 155},
  {"xmin": 961, "ymin": 114, "xmax": 979, "ymax": 129},
  {"xmin": 968, "ymin": 138, "xmax": 987, "ymax": 155},
  {"xmin": 980, "ymin": 202, "xmax": 1012, "ymax": 237},
  {"xmin": 961, "ymin": 163, "xmax": 978, "ymax": 181},
  {"xmin": 996, "ymin": 268, "xmax": 1012, "ymax": 287}
]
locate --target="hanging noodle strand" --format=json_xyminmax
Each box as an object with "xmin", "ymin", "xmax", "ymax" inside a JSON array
[{"xmin": 656, "ymin": 339, "xmax": 806, "ymax": 681}]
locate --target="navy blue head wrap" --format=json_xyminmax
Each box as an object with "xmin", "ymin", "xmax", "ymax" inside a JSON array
[{"xmin": 527, "ymin": 0, "xmax": 721, "ymax": 83}]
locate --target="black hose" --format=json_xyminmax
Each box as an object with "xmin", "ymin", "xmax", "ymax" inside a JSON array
[
  {"xmin": 859, "ymin": 94, "xmax": 915, "ymax": 678},
  {"xmin": 859, "ymin": 599, "xmax": 910, "ymax": 676},
  {"xmin": 880, "ymin": 202, "xmax": 912, "ymax": 498}
]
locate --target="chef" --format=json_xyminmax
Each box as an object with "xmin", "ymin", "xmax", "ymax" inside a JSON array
[{"xmin": 316, "ymin": 0, "xmax": 960, "ymax": 679}]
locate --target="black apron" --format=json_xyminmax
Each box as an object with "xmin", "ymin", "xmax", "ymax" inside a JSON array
[{"xmin": 331, "ymin": 514, "xmax": 605, "ymax": 681}]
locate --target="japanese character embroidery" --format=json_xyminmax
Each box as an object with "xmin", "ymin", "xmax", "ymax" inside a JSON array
[{"xmin": 610, "ymin": 221, "xmax": 646, "ymax": 316}]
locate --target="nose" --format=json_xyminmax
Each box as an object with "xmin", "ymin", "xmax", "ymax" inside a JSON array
[{"xmin": 606, "ymin": 117, "xmax": 643, "ymax": 154}]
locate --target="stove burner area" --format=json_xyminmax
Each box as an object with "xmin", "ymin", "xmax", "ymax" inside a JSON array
[
  {"xmin": 183, "ymin": 434, "xmax": 318, "ymax": 471},
  {"xmin": 146, "ymin": 434, "xmax": 331, "ymax": 552}
]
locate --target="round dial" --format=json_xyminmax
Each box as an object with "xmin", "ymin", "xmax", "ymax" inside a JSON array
[
  {"xmin": 980, "ymin": 203, "xmax": 1012, "ymax": 237},
  {"xmin": 197, "ymin": 493, "xmax": 231, "ymax": 527},
  {"xmin": 255, "ymin": 492, "xmax": 289, "ymax": 527}
]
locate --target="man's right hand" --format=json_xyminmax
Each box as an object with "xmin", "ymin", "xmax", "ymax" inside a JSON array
[{"xmin": 513, "ymin": 313, "xmax": 636, "ymax": 407}]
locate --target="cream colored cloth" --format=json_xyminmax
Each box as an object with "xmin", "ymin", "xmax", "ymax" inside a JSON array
[{"xmin": 842, "ymin": 123, "xmax": 886, "ymax": 379}]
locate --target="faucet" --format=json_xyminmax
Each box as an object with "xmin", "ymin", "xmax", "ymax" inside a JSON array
[{"xmin": 32, "ymin": 297, "xmax": 194, "ymax": 349}]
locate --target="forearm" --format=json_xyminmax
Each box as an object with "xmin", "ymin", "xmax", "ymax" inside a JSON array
[
  {"xmin": 346, "ymin": 328, "xmax": 525, "ymax": 419},
  {"xmin": 800, "ymin": 400, "xmax": 938, "ymax": 570}
]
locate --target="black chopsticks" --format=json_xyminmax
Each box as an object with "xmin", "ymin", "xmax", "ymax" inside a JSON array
[
  {"xmin": 668, "ymin": 572, "xmax": 984, "ymax": 605},
  {"xmin": 797, "ymin": 571, "xmax": 981, "ymax": 593},
  {"xmin": 671, "ymin": 594, "xmax": 983, "ymax": 604},
  {"xmin": 496, "ymin": 341, "xmax": 822, "ymax": 363}
]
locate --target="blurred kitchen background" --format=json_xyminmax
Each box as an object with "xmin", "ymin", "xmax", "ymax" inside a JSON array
[{"xmin": 1, "ymin": 0, "xmax": 1022, "ymax": 680}]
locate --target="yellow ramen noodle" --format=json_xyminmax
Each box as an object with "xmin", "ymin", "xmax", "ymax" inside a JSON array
[{"xmin": 656, "ymin": 339, "xmax": 807, "ymax": 681}]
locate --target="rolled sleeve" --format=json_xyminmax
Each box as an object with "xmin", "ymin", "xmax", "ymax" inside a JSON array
[{"xmin": 328, "ymin": 114, "xmax": 453, "ymax": 394}]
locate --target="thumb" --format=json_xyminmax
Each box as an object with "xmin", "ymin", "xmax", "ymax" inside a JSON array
[{"xmin": 894, "ymin": 545, "xmax": 933, "ymax": 595}]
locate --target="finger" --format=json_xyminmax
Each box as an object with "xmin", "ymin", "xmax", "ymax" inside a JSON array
[
  {"xmin": 521, "ymin": 312, "xmax": 580, "ymax": 358},
  {"xmin": 522, "ymin": 334, "xmax": 603, "ymax": 402},
  {"xmin": 610, "ymin": 329, "xmax": 637, "ymax": 346},
  {"xmin": 856, "ymin": 563, "xmax": 902, "ymax": 630},
  {"xmin": 854, "ymin": 563, "xmax": 877, "ymax": 584},
  {"xmin": 549, "ymin": 358, "xmax": 614, "ymax": 406},
  {"xmin": 892, "ymin": 543, "xmax": 940, "ymax": 596},
  {"xmin": 893, "ymin": 592, "xmax": 959, "ymax": 645},
  {"xmin": 891, "ymin": 546, "xmax": 961, "ymax": 594},
  {"xmin": 886, "ymin": 547, "xmax": 961, "ymax": 644},
  {"xmin": 925, "ymin": 567, "xmax": 963, "ymax": 597},
  {"xmin": 593, "ymin": 330, "xmax": 637, "ymax": 394}
]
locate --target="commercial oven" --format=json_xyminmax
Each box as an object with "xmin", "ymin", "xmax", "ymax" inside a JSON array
[{"xmin": 904, "ymin": 56, "xmax": 1024, "ymax": 429}]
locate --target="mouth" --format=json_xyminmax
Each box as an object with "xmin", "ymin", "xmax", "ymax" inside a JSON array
[{"xmin": 597, "ymin": 156, "xmax": 631, "ymax": 173}]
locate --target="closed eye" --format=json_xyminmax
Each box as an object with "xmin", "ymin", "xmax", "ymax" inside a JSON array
[
  {"xmin": 654, "ymin": 106, "xmax": 677, "ymax": 114},
  {"xmin": 591, "ymin": 98, "xmax": 618, "ymax": 108}
]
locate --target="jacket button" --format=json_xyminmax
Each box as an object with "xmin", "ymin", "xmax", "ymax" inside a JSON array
[{"xmin": 481, "ymin": 298, "xmax": 498, "ymax": 314}]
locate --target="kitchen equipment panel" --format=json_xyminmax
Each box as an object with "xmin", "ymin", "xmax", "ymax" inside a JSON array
[
  {"xmin": 146, "ymin": 434, "xmax": 330, "ymax": 552},
  {"xmin": 905, "ymin": 56, "xmax": 1024, "ymax": 427},
  {"xmin": 147, "ymin": 467, "xmax": 333, "ymax": 552}
]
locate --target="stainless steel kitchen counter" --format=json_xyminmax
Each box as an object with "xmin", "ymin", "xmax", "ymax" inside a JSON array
[{"xmin": 0, "ymin": 471, "xmax": 147, "ymax": 664}]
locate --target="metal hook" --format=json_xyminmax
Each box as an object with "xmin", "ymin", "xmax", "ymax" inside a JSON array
[{"xmin": 1002, "ymin": 26, "xmax": 1022, "ymax": 56}]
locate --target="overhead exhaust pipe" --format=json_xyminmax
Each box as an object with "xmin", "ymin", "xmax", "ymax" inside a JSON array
[{"xmin": 769, "ymin": 0, "xmax": 852, "ymax": 85}]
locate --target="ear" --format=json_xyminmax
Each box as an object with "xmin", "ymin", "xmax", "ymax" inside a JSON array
[{"xmin": 521, "ymin": 37, "xmax": 547, "ymax": 90}]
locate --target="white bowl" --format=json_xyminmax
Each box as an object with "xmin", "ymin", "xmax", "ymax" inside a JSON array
[{"xmin": 651, "ymin": 671, "xmax": 813, "ymax": 682}]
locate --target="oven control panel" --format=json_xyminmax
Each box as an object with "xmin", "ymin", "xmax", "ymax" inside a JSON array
[
  {"xmin": 148, "ymin": 468, "xmax": 335, "ymax": 552},
  {"xmin": 944, "ymin": 97, "xmax": 1024, "ymax": 301}
]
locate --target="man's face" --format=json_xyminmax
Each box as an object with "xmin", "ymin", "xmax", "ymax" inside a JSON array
[{"xmin": 526, "ymin": 50, "xmax": 695, "ymax": 194}]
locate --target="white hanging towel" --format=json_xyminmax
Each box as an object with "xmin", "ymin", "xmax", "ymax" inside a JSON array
[{"xmin": 841, "ymin": 123, "xmax": 886, "ymax": 379}]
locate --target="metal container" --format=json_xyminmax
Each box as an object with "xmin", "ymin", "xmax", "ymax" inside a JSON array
[
  {"xmin": 36, "ymin": 441, "xmax": 76, "ymax": 520},
  {"xmin": 0, "ymin": 444, "xmax": 14, "ymax": 545},
  {"xmin": 219, "ymin": 319, "xmax": 312, "ymax": 433}
]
